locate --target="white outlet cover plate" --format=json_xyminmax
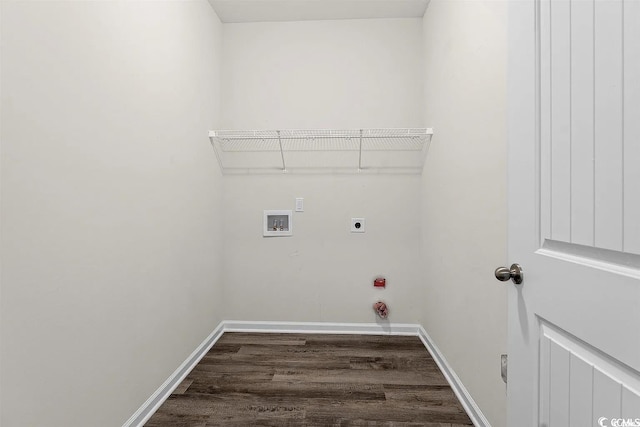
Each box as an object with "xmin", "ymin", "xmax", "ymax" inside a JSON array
[{"xmin": 351, "ymin": 218, "xmax": 365, "ymax": 233}]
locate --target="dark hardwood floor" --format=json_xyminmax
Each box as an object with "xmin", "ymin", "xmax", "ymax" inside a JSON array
[{"xmin": 145, "ymin": 333, "xmax": 474, "ymax": 426}]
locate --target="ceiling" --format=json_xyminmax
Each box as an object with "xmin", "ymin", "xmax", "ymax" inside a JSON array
[{"xmin": 208, "ymin": 0, "xmax": 430, "ymax": 23}]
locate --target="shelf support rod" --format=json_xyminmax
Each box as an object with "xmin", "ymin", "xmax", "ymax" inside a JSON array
[
  {"xmin": 277, "ymin": 130, "xmax": 286, "ymax": 172},
  {"xmin": 358, "ymin": 129, "xmax": 363, "ymax": 172}
]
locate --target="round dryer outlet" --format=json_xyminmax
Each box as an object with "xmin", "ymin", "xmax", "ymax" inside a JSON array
[{"xmin": 351, "ymin": 218, "xmax": 365, "ymax": 233}]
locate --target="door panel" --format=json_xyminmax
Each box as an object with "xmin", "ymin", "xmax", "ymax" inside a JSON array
[
  {"xmin": 623, "ymin": 388, "xmax": 640, "ymax": 418},
  {"xmin": 570, "ymin": 0, "xmax": 595, "ymax": 247},
  {"xmin": 541, "ymin": 0, "xmax": 631, "ymax": 252},
  {"xmin": 593, "ymin": 0, "xmax": 624, "ymax": 252},
  {"xmin": 624, "ymin": 0, "xmax": 640, "ymax": 254},
  {"xmin": 507, "ymin": 0, "xmax": 640, "ymax": 425},
  {"xmin": 539, "ymin": 322, "xmax": 640, "ymax": 426},
  {"xmin": 548, "ymin": 0, "xmax": 572, "ymax": 244},
  {"xmin": 568, "ymin": 354, "xmax": 594, "ymax": 427}
]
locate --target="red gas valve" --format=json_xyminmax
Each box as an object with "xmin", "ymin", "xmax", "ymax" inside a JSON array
[{"xmin": 374, "ymin": 277, "xmax": 386, "ymax": 288}]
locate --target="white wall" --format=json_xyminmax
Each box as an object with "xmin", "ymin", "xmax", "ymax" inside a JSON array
[
  {"xmin": 0, "ymin": 2, "xmax": 223, "ymax": 426},
  {"xmin": 221, "ymin": 19, "xmax": 425, "ymax": 323},
  {"xmin": 221, "ymin": 19, "xmax": 424, "ymax": 129},
  {"xmin": 421, "ymin": 2, "xmax": 508, "ymax": 427},
  {"xmin": 223, "ymin": 174, "xmax": 423, "ymax": 323}
]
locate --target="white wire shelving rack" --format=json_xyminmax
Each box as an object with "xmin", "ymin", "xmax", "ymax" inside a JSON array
[{"xmin": 207, "ymin": 128, "xmax": 433, "ymax": 175}]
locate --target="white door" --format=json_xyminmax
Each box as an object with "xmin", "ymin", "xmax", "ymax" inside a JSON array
[{"xmin": 507, "ymin": 0, "xmax": 640, "ymax": 426}]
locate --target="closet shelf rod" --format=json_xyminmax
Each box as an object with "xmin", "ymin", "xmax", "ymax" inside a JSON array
[{"xmin": 213, "ymin": 136, "xmax": 426, "ymax": 141}]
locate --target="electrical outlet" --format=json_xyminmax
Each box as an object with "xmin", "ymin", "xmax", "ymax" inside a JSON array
[{"xmin": 351, "ymin": 218, "xmax": 365, "ymax": 233}]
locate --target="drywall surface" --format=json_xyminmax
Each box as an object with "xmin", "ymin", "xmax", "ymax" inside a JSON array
[
  {"xmin": 0, "ymin": 2, "xmax": 223, "ymax": 426},
  {"xmin": 421, "ymin": 1, "xmax": 508, "ymax": 426},
  {"xmin": 221, "ymin": 18, "xmax": 424, "ymax": 129},
  {"xmin": 220, "ymin": 18, "xmax": 424, "ymax": 323},
  {"xmin": 223, "ymin": 174, "xmax": 423, "ymax": 323}
]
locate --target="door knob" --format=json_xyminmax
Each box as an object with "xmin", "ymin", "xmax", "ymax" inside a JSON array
[{"xmin": 494, "ymin": 264, "xmax": 523, "ymax": 285}]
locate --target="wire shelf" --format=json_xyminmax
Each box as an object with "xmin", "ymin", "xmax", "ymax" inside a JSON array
[{"xmin": 208, "ymin": 128, "xmax": 433, "ymax": 174}]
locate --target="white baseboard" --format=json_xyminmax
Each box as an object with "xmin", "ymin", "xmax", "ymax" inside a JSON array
[
  {"xmin": 122, "ymin": 322, "xmax": 225, "ymax": 427},
  {"xmin": 417, "ymin": 325, "xmax": 490, "ymax": 427},
  {"xmin": 124, "ymin": 320, "xmax": 490, "ymax": 427},
  {"xmin": 222, "ymin": 320, "xmax": 420, "ymax": 336}
]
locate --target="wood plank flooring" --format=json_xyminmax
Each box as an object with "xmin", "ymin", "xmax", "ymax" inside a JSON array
[{"xmin": 145, "ymin": 333, "xmax": 474, "ymax": 426}]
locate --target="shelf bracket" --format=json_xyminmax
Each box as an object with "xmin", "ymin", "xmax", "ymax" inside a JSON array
[
  {"xmin": 208, "ymin": 131, "xmax": 225, "ymax": 171},
  {"xmin": 358, "ymin": 129, "xmax": 363, "ymax": 172},
  {"xmin": 421, "ymin": 128, "xmax": 434, "ymax": 168},
  {"xmin": 277, "ymin": 130, "xmax": 287, "ymax": 173}
]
